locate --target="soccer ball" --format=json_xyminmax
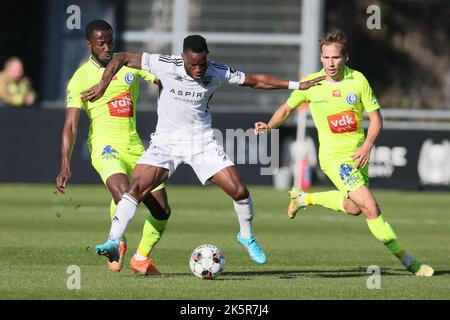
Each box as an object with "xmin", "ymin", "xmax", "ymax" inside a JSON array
[{"xmin": 189, "ymin": 244, "xmax": 225, "ymax": 280}]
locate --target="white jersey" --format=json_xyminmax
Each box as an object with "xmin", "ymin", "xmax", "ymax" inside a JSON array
[{"xmin": 141, "ymin": 53, "xmax": 245, "ymax": 139}]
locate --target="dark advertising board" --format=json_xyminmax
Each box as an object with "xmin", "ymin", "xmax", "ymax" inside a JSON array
[{"xmin": 1, "ymin": 108, "xmax": 448, "ymax": 190}]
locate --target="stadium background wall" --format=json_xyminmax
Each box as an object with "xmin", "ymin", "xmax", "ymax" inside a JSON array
[{"xmin": 0, "ymin": 108, "xmax": 448, "ymax": 191}]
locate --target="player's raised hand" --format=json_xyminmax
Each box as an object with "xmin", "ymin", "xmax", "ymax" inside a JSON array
[
  {"xmin": 352, "ymin": 144, "xmax": 372, "ymax": 169},
  {"xmin": 81, "ymin": 82, "xmax": 107, "ymax": 102},
  {"xmin": 56, "ymin": 169, "xmax": 71, "ymax": 194},
  {"xmin": 299, "ymin": 75, "xmax": 326, "ymax": 90},
  {"xmin": 254, "ymin": 122, "xmax": 270, "ymax": 135}
]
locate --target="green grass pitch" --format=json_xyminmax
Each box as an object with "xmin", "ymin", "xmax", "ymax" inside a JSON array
[{"xmin": 0, "ymin": 183, "xmax": 449, "ymax": 300}]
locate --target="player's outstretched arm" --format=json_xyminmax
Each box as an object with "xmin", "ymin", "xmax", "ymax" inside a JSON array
[
  {"xmin": 81, "ymin": 52, "xmax": 143, "ymax": 102},
  {"xmin": 254, "ymin": 103, "xmax": 294, "ymax": 135},
  {"xmin": 243, "ymin": 74, "xmax": 326, "ymax": 90},
  {"xmin": 352, "ymin": 109, "xmax": 383, "ymax": 168},
  {"xmin": 56, "ymin": 108, "xmax": 80, "ymax": 194}
]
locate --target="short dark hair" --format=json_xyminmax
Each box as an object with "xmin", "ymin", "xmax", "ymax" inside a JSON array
[
  {"xmin": 85, "ymin": 20, "xmax": 113, "ymax": 40},
  {"xmin": 319, "ymin": 29, "xmax": 348, "ymax": 56},
  {"xmin": 183, "ymin": 35, "xmax": 209, "ymax": 53}
]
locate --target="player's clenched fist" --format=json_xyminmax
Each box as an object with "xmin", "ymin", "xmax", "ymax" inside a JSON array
[
  {"xmin": 56, "ymin": 169, "xmax": 71, "ymax": 194},
  {"xmin": 254, "ymin": 122, "xmax": 270, "ymax": 135},
  {"xmin": 81, "ymin": 82, "xmax": 107, "ymax": 102}
]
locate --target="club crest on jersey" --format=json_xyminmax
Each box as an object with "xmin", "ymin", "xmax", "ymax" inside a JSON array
[
  {"xmin": 346, "ymin": 93, "xmax": 358, "ymax": 105},
  {"xmin": 124, "ymin": 72, "xmax": 135, "ymax": 84},
  {"xmin": 101, "ymin": 145, "xmax": 118, "ymax": 160},
  {"xmin": 202, "ymin": 75, "xmax": 213, "ymax": 86}
]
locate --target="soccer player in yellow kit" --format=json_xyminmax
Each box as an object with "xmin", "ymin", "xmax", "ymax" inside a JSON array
[
  {"xmin": 56, "ymin": 20, "xmax": 169, "ymax": 275},
  {"xmin": 255, "ymin": 30, "xmax": 433, "ymax": 277}
]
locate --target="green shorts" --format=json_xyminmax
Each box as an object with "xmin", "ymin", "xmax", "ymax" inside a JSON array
[
  {"xmin": 322, "ymin": 161, "xmax": 369, "ymax": 198},
  {"xmin": 90, "ymin": 143, "xmax": 165, "ymax": 192}
]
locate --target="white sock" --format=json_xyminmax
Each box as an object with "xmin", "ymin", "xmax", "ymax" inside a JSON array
[
  {"xmin": 108, "ymin": 193, "xmax": 138, "ymax": 244},
  {"xmin": 233, "ymin": 195, "xmax": 254, "ymax": 239},
  {"xmin": 134, "ymin": 252, "xmax": 148, "ymax": 261}
]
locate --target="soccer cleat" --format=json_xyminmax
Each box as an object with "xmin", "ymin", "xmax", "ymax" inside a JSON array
[
  {"xmin": 405, "ymin": 258, "xmax": 434, "ymax": 277},
  {"xmin": 287, "ymin": 186, "xmax": 307, "ymax": 219},
  {"xmin": 414, "ymin": 264, "xmax": 434, "ymax": 277},
  {"xmin": 236, "ymin": 233, "xmax": 266, "ymax": 264},
  {"xmin": 129, "ymin": 255, "xmax": 161, "ymax": 276},
  {"xmin": 106, "ymin": 239, "xmax": 127, "ymax": 272},
  {"xmin": 95, "ymin": 239, "xmax": 119, "ymax": 262}
]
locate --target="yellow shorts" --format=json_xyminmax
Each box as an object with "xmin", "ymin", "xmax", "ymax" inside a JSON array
[
  {"xmin": 90, "ymin": 143, "xmax": 165, "ymax": 192},
  {"xmin": 322, "ymin": 161, "xmax": 369, "ymax": 197}
]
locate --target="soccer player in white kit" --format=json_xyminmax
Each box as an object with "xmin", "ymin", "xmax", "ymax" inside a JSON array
[{"xmin": 83, "ymin": 35, "xmax": 325, "ymax": 266}]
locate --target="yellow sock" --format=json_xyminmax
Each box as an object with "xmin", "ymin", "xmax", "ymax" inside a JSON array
[
  {"xmin": 137, "ymin": 214, "xmax": 168, "ymax": 257},
  {"xmin": 366, "ymin": 215, "xmax": 420, "ymax": 270},
  {"xmin": 366, "ymin": 215, "xmax": 406, "ymax": 257},
  {"xmin": 307, "ymin": 190, "xmax": 346, "ymax": 213},
  {"xmin": 366, "ymin": 215, "xmax": 397, "ymax": 244}
]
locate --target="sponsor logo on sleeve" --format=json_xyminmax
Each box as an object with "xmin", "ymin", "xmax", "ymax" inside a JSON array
[
  {"xmin": 327, "ymin": 110, "xmax": 357, "ymax": 133},
  {"xmin": 66, "ymin": 89, "xmax": 72, "ymax": 104},
  {"xmin": 107, "ymin": 91, "xmax": 134, "ymax": 117}
]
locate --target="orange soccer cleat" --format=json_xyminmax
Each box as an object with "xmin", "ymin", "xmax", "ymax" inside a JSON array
[
  {"xmin": 106, "ymin": 239, "xmax": 127, "ymax": 272},
  {"xmin": 129, "ymin": 255, "xmax": 161, "ymax": 276}
]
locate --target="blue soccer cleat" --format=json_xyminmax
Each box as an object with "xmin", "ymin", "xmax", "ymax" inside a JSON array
[
  {"xmin": 236, "ymin": 233, "xmax": 266, "ymax": 264},
  {"xmin": 95, "ymin": 239, "xmax": 119, "ymax": 262}
]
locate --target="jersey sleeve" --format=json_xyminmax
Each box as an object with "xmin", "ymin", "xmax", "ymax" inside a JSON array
[
  {"xmin": 224, "ymin": 66, "xmax": 246, "ymax": 86},
  {"xmin": 136, "ymin": 69, "xmax": 157, "ymax": 83},
  {"xmin": 286, "ymin": 89, "xmax": 308, "ymax": 110},
  {"xmin": 141, "ymin": 53, "xmax": 162, "ymax": 78},
  {"xmin": 360, "ymin": 74, "xmax": 381, "ymax": 112},
  {"xmin": 66, "ymin": 72, "xmax": 85, "ymax": 109}
]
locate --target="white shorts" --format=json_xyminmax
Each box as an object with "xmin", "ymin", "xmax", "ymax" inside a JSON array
[{"xmin": 137, "ymin": 132, "xmax": 234, "ymax": 185}]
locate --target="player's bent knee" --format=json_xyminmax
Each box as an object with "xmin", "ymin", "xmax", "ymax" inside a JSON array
[
  {"xmin": 230, "ymin": 185, "xmax": 249, "ymax": 201},
  {"xmin": 127, "ymin": 184, "xmax": 146, "ymax": 203},
  {"xmin": 346, "ymin": 209, "xmax": 362, "ymax": 216},
  {"xmin": 343, "ymin": 199, "xmax": 361, "ymax": 216}
]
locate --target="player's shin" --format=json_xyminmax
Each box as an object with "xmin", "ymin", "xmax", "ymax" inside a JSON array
[
  {"xmin": 108, "ymin": 193, "xmax": 138, "ymax": 244},
  {"xmin": 135, "ymin": 213, "xmax": 168, "ymax": 260},
  {"xmin": 110, "ymin": 199, "xmax": 127, "ymax": 243},
  {"xmin": 233, "ymin": 194, "xmax": 254, "ymax": 239},
  {"xmin": 366, "ymin": 214, "xmax": 425, "ymax": 274},
  {"xmin": 308, "ymin": 190, "xmax": 346, "ymax": 213}
]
